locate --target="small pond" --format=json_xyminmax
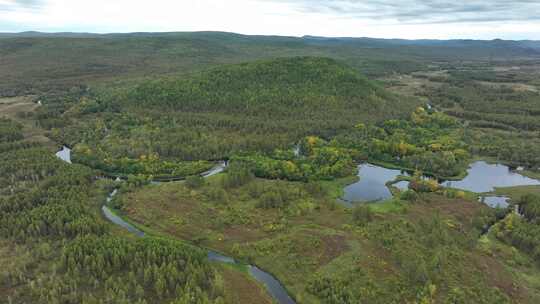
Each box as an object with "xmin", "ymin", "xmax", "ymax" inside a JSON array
[
  {"xmin": 342, "ymin": 164, "xmax": 410, "ymax": 202},
  {"xmin": 55, "ymin": 146, "xmax": 71, "ymax": 163},
  {"xmin": 479, "ymin": 196, "xmax": 510, "ymax": 209},
  {"xmin": 442, "ymin": 161, "xmax": 540, "ymax": 193}
]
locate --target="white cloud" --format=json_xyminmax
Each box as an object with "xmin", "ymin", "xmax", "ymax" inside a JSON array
[{"xmin": 1, "ymin": 0, "xmax": 539, "ymax": 39}]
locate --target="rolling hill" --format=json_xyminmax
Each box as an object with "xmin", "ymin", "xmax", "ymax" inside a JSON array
[{"xmin": 1, "ymin": 31, "xmax": 539, "ymax": 97}]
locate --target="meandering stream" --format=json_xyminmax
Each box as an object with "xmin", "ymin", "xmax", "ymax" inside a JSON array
[{"xmin": 56, "ymin": 146, "xmax": 296, "ymax": 304}]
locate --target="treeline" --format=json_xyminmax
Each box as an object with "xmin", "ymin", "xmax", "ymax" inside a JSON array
[
  {"xmin": 428, "ymin": 75, "xmax": 540, "ymax": 131},
  {"xmin": 425, "ymin": 70, "xmax": 540, "ymax": 170},
  {"xmin": 468, "ymin": 129, "xmax": 540, "ymax": 169},
  {"xmin": 232, "ymin": 136, "xmax": 356, "ymax": 181},
  {"xmin": 36, "ymin": 57, "xmax": 416, "ymax": 161},
  {"xmin": 333, "ymin": 107, "xmax": 470, "ymax": 178},
  {"xmin": 120, "ymin": 57, "xmax": 396, "ymax": 114},
  {"xmin": 72, "ymin": 143, "xmax": 214, "ymax": 178}
]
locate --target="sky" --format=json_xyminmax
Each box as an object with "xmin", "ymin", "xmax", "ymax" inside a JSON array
[{"xmin": 1, "ymin": 0, "xmax": 540, "ymax": 40}]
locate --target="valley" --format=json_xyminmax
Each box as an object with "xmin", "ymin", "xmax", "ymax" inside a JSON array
[{"xmin": 2, "ymin": 32, "xmax": 540, "ymax": 304}]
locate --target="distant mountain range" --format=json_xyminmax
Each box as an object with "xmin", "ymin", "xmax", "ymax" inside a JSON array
[
  {"xmin": 1, "ymin": 31, "xmax": 539, "ymax": 97},
  {"xmin": 0, "ymin": 30, "xmax": 537, "ymax": 44}
]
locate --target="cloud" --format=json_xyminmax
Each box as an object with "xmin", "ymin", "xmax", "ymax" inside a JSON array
[
  {"xmin": 269, "ymin": 0, "xmax": 540, "ymax": 24},
  {"xmin": 0, "ymin": 0, "xmax": 44, "ymax": 11},
  {"xmin": 0, "ymin": 0, "xmax": 539, "ymax": 39}
]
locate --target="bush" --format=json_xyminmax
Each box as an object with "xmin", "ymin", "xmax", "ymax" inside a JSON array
[
  {"xmin": 221, "ymin": 163, "xmax": 254, "ymax": 188},
  {"xmin": 247, "ymin": 182, "xmax": 264, "ymax": 198},
  {"xmin": 409, "ymin": 178, "xmax": 439, "ymax": 193},
  {"xmin": 206, "ymin": 188, "xmax": 229, "ymax": 204},
  {"xmin": 257, "ymin": 190, "xmax": 286, "ymax": 209},
  {"xmin": 352, "ymin": 205, "xmax": 374, "ymax": 226},
  {"xmin": 304, "ymin": 182, "xmax": 326, "ymax": 197},
  {"xmin": 185, "ymin": 175, "xmax": 205, "ymax": 189},
  {"xmin": 400, "ymin": 189, "xmax": 419, "ymax": 202},
  {"xmin": 519, "ymin": 194, "xmax": 540, "ymax": 222}
]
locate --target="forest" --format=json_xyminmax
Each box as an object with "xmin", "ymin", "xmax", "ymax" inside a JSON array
[
  {"xmin": 2, "ymin": 31, "xmax": 540, "ymax": 304},
  {"xmin": 29, "ymin": 57, "xmax": 417, "ymax": 179},
  {"xmin": 0, "ymin": 117, "xmax": 232, "ymax": 303}
]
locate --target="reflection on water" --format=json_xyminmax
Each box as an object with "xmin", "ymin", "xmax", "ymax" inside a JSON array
[
  {"xmin": 342, "ymin": 161, "xmax": 540, "ymax": 208},
  {"xmin": 393, "ymin": 181, "xmax": 410, "ymax": 191},
  {"xmin": 102, "ymin": 205, "xmax": 146, "ymax": 237},
  {"xmin": 442, "ymin": 161, "xmax": 540, "ymax": 193},
  {"xmin": 207, "ymin": 251, "xmax": 236, "ymax": 264},
  {"xmin": 55, "ymin": 146, "xmax": 71, "ymax": 163},
  {"xmin": 201, "ymin": 161, "xmax": 227, "ymax": 178},
  {"xmin": 249, "ymin": 266, "xmax": 296, "ymax": 304},
  {"xmin": 343, "ymin": 164, "xmax": 409, "ymax": 202},
  {"xmin": 479, "ymin": 196, "xmax": 510, "ymax": 209}
]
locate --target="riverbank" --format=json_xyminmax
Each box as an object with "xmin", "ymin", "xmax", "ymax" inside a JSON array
[{"xmin": 99, "ymin": 175, "xmax": 296, "ymax": 304}]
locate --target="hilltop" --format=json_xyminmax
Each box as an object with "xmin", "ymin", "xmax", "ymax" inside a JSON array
[
  {"xmin": 120, "ymin": 57, "xmax": 408, "ymax": 117},
  {"xmin": 41, "ymin": 57, "xmax": 417, "ymax": 166}
]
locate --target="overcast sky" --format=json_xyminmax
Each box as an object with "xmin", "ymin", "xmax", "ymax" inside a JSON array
[{"xmin": 1, "ymin": 0, "xmax": 540, "ymax": 39}]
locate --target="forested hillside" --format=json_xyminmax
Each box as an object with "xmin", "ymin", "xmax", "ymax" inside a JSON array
[{"xmin": 36, "ymin": 57, "xmax": 417, "ymax": 178}]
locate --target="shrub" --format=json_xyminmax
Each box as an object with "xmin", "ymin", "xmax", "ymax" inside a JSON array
[
  {"xmin": 410, "ymin": 178, "xmax": 439, "ymax": 193},
  {"xmin": 206, "ymin": 188, "xmax": 229, "ymax": 204},
  {"xmin": 304, "ymin": 182, "xmax": 326, "ymax": 197},
  {"xmin": 221, "ymin": 163, "xmax": 254, "ymax": 188},
  {"xmin": 185, "ymin": 175, "xmax": 205, "ymax": 189},
  {"xmin": 352, "ymin": 204, "xmax": 374, "ymax": 226},
  {"xmin": 257, "ymin": 190, "xmax": 285, "ymax": 209},
  {"xmin": 400, "ymin": 189, "xmax": 419, "ymax": 202}
]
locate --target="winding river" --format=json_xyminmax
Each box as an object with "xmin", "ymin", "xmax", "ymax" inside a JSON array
[{"xmin": 56, "ymin": 146, "xmax": 296, "ymax": 304}]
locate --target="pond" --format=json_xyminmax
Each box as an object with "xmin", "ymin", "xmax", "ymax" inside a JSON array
[
  {"xmin": 342, "ymin": 164, "xmax": 410, "ymax": 203},
  {"xmin": 342, "ymin": 161, "xmax": 540, "ymax": 207},
  {"xmin": 479, "ymin": 196, "xmax": 510, "ymax": 209},
  {"xmin": 442, "ymin": 161, "xmax": 540, "ymax": 193},
  {"xmin": 55, "ymin": 145, "xmax": 71, "ymax": 163}
]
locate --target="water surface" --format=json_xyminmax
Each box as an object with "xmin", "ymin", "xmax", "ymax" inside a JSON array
[
  {"xmin": 55, "ymin": 146, "xmax": 71, "ymax": 163},
  {"xmin": 442, "ymin": 161, "xmax": 540, "ymax": 193},
  {"xmin": 342, "ymin": 161, "xmax": 540, "ymax": 207},
  {"xmin": 343, "ymin": 164, "xmax": 409, "ymax": 202},
  {"xmin": 249, "ymin": 266, "xmax": 296, "ymax": 304},
  {"xmin": 479, "ymin": 196, "xmax": 510, "ymax": 209}
]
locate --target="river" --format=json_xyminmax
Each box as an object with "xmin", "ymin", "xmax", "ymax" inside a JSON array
[{"xmin": 56, "ymin": 146, "xmax": 295, "ymax": 304}]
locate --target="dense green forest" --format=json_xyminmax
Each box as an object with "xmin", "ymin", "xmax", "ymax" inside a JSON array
[
  {"xmin": 32, "ymin": 57, "xmax": 417, "ymax": 179},
  {"xmin": 0, "ymin": 120, "xmax": 248, "ymax": 303}
]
